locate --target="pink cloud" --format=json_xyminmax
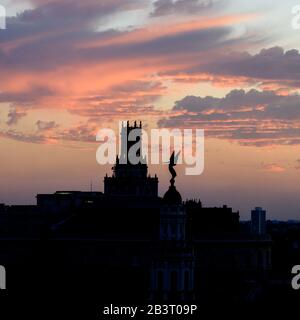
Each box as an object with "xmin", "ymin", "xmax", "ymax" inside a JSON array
[{"xmin": 261, "ymin": 163, "xmax": 286, "ymax": 173}]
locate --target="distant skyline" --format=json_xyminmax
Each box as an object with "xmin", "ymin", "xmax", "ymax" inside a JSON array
[{"xmin": 1, "ymin": 0, "xmax": 300, "ymax": 219}]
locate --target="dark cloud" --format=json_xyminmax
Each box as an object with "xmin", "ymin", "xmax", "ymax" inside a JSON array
[
  {"xmin": 0, "ymin": 0, "xmax": 241, "ymax": 74},
  {"xmin": 56, "ymin": 123, "xmax": 98, "ymax": 142},
  {"xmin": 151, "ymin": 0, "xmax": 216, "ymax": 17},
  {"xmin": 110, "ymin": 80, "xmax": 165, "ymax": 94},
  {"xmin": 4, "ymin": 0, "xmax": 142, "ymax": 36},
  {"xmin": 0, "ymin": 129, "xmax": 47, "ymax": 143},
  {"xmin": 173, "ymin": 89, "xmax": 281, "ymax": 112},
  {"xmin": 0, "ymin": 122, "xmax": 96, "ymax": 144},
  {"xmin": 73, "ymin": 80, "xmax": 165, "ymax": 121},
  {"xmin": 0, "ymin": 24, "xmax": 233, "ymax": 74},
  {"xmin": 74, "ymin": 104, "xmax": 162, "ymax": 123},
  {"xmin": 201, "ymin": 47, "xmax": 300, "ymax": 88},
  {"xmin": 0, "ymin": 0, "xmax": 143, "ymax": 71},
  {"xmin": 157, "ymin": 46, "xmax": 300, "ymax": 89},
  {"xmin": 81, "ymin": 27, "xmax": 232, "ymax": 63},
  {"xmin": 159, "ymin": 89, "xmax": 300, "ymax": 146},
  {"xmin": 6, "ymin": 107, "xmax": 27, "ymax": 126},
  {"xmin": 36, "ymin": 120, "xmax": 58, "ymax": 131},
  {"xmin": 0, "ymin": 86, "xmax": 55, "ymax": 104}
]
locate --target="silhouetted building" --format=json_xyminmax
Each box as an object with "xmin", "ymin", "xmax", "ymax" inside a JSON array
[
  {"xmin": 251, "ymin": 207, "xmax": 266, "ymax": 235},
  {"xmin": 104, "ymin": 121, "xmax": 158, "ymax": 197},
  {"xmin": 0, "ymin": 121, "xmax": 273, "ymax": 306},
  {"xmin": 37, "ymin": 191, "xmax": 103, "ymax": 214}
]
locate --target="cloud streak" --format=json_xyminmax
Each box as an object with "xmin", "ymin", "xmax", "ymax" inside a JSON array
[
  {"xmin": 159, "ymin": 89, "xmax": 300, "ymax": 146},
  {"xmin": 151, "ymin": 0, "xmax": 217, "ymax": 17},
  {"xmin": 173, "ymin": 47, "xmax": 300, "ymax": 89}
]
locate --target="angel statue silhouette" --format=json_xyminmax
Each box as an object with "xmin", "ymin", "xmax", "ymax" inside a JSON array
[{"xmin": 168, "ymin": 151, "xmax": 180, "ymax": 186}]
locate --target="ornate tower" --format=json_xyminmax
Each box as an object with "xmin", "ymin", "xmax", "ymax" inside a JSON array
[{"xmin": 104, "ymin": 121, "xmax": 158, "ymax": 197}]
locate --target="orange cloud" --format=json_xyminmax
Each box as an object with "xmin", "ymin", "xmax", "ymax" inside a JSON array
[{"xmin": 261, "ymin": 163, "xmax": 286, "ymax": 173}]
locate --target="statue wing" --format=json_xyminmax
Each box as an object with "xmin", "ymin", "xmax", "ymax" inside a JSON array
[
  {"xmin": 174, "ymin": 151, "xmax": 181, "ymax": 165},
  {"xmin": 170, "ymin": 151, "xmax": 175, "ymax": 166}
]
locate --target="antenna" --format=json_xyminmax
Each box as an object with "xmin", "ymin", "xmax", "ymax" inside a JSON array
[{"xmin": 90, "ymin": 180, "xmax": 93, "ymax": 192}]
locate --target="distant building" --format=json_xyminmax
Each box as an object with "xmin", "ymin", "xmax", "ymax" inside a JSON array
[
  {"xmin": 37, "ymin": 191, "xmax": 103, "ymax": 214},
  {"xmin": 251, "ymin": 207, "xmax": 266, "ymax": 235}
]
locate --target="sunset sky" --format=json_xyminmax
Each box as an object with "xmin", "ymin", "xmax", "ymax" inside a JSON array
[{"xmin": 1, "ymin": 0, "xmax": 300, "ymax": 219}]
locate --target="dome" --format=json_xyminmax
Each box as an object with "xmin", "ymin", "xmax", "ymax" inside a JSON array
[{"xmin": 163, "ymin": 185, "xmax": 182, "ymax": 205}]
